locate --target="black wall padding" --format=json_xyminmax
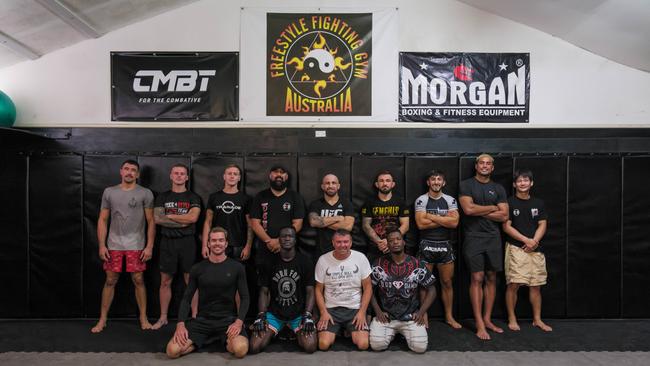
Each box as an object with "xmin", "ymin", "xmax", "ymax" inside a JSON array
[
  {"xmin": 83, "ymin": 155, "xmax": 137, "ymax": 317},
  {"xmin": 244, "ymin": 155, "xmax": 298, "ymax": 196},
  {"xmin": 350, "ymin": 156, "xmax": 405, "ymax": 251},
  {"xmin": 190, "ymin": 156, "xmax": 246, "ymax": 209},
  {"xmin": 513, "ymin": 157, "xmax": 567, "ymax": 318},
  {"xmin": 458, "ymin": 156, "xmax": 512, "ymax": 319},
  {"xmin": 138, "ymin": 156, "xmax": 192, "ymax": 318},
  {"xmin": 405, "ymin": 157, "xmax": 459, "ymax": 317},
  {"xmin": 567, "ymin": 157, "xmax": 621, "ymax": 317},
  {"xmin": 29, "ymin": 154, "xmax": 83, "ymax": 317},
  {"xmin": 621, "ymin": 157, "xmax": 650, "ymax": 317},
  {"xmin": 0, "ymin": 153, "xmax": 28, "ymax": 317}
]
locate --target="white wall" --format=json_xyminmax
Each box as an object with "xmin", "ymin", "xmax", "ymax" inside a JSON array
[{"xmin": 0, "ymin": 0, "xmax": 648, "ymax": 127}]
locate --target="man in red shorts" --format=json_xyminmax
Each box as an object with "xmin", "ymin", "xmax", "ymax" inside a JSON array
[{"xmin": 91, "ymin": 159, "xmax": 155, "ymax": 333}]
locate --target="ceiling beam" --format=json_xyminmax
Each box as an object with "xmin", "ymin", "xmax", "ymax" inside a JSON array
[
  {"xmin": 35, "ymin": 0, "xmax": 101, "ymax": 39},
  {"xmin": 0, "ymin": 31, "xmax": 40, "ymax": 60}
]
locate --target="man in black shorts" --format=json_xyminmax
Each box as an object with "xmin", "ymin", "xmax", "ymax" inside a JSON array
[
  {"xmin": 250, "ymin": 165, "xmax": 305, "ymax": 276},
  {"xmin": 414, "ymin": 170, "xmax": 461, "ymax": 329},
  {"xmin": 166, "ymin": 227, "xmax": 249, "ymax": 359},
  {"xmin": 308, "ymin": 173, "xmax": 355, "ymax": 255},
  {"xmin": 361, "ymin": 170, "xmax": 410, "ymax": 263},
  {"xmin": 249, "ymin": 226, "xmax": 317, "ymax": 353},
  {"xmin": 152, "ymin": 163, "xmax": 201, "ymax": 330},
  {"xmin": 202, "ymin": 164, "xmax": 253, "ymax": 262},
  {"xmin": 459, "ymin": 154, "xmax": 509, "ymax": 340}
]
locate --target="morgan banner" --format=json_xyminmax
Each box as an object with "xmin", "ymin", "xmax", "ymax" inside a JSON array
[
  {"xmin": 399, "ymin": 52, "xmax": 530, "ymax": 122},
  {"xmin": 240, "ymin": 8, "xmax": 398, "ymax": 121},
  {"xmin": 111, "ymin": 52, "xmax": 238, "ymax": 121}
]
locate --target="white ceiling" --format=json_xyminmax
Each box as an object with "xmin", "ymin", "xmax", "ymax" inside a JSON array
[{"xmin": 0, "ymin": 0, "xmax": 649, "ymax": 72}]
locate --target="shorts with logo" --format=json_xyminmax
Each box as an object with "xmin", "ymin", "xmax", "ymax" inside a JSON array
[
  {"xmin": 463, "ymin": 235, "xmax": 503, "ymax": 273},
  {"xmin": 185, "ymin": 316, "xmax": 248, "ymax": 349},
  {"xmin": 322, "ymin": 306, "xmax": 369, "ymax": 334},
  {"xmin": 103, "ymin": 250, "xmax": 146, "ymax": 273},
  {"xmin": 159, "ymin": 235, "xmax": 196, "ymax": 275},
  {"xmin": 419, "ymin": 239, "xmax": 455, "ymax": 265},
  {"xmin": 504, "ymin": 243, "xmax": 547, "ymax": 286},
  {"xmin": 266, "ymin": 312, "xmax": 302, "ymax": 333}
]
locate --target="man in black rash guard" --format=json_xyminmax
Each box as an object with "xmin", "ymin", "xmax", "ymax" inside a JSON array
[
  {"xmin": 166, "ymin": 227, "xmax": 249, "ymax": 359},
  {"xmin": 249, "ymin": 226, "xmax": 317, "ymax": 353}
]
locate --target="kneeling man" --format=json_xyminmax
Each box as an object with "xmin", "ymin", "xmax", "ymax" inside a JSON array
[
  {"xmin": 370, "ymin": 230, "xmax": 436, "ymax": 353},
  {"xmin": 166, "ymin": 227, "xmax": 249, "ymax": 359}
]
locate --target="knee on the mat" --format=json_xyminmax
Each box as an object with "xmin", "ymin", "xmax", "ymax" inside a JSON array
[
  {"xmin": 318, "ymin": 337, "xmax": 333, "ymax": 351},
  {"xmin": 229, "ymin": 338, "xmax": 249, "ymax": 358},
  {"xmin": 369, "ymin": 338, "xmax": 390, "ymax": 351},
  {"xmin": 407, "ymin": 341, "xmax": 427, "ymax": 354},
  {"xmin": 353, "ymin": 335, "xmax": 369, "ymax": 350},
  {"xmin": 166, "ymin": 341, "xmax": 182, "ymax": 359}
]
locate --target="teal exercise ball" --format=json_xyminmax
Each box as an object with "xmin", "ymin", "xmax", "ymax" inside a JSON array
[{"xmin": 0, "ymin": 90, "xmax": 17, "ymax": 127}]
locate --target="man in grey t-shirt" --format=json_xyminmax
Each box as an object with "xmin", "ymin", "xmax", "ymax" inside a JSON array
[{"xmin": 91, "ymin": 159, "xmax": 155, "ymax": 333}]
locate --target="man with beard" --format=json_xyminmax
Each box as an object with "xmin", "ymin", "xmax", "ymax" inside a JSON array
[
  {"xmin": 369, "ymin": 230, "xmax": 436, "ymax": 353},
  {"xmin": 414, "ymin": 170, "xmax": 461, "ymax": 329},
  {"xmin": 166, "ymin": 227, "xmax": 249, "ymax": 359},
  {"xmin": 250, "ymin": 166, "xmax": 305, "ymax": 277},
  {"xmin": 459, "ymin": 154, "xmax": 509, "ymax": 340},
  {"xmin": 308, "ymin": 173, "xmax": 355, "ymax": 255},
  {"xmin": 202, "ymin": 164, "xmax": 253, "ymax": 262},
  {"xmin": 361, "ymin": 170, "xmax": 410, "ymax": 263},
  {"xmin": 249, "ymin": 226, "xmax": 317, "ymax": 353},
  {"xmin": 152, "ymin": 164, "xmax": 202, "ymax": 330}
]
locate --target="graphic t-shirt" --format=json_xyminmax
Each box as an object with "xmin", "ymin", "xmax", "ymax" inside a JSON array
[
  {"xmin": 361, "ymin": 195, "xmax": 410, "ymax": 255},
  {"xmin": 154, "ymin": 190, "xmax": 202, "ymax": 238},
  {"xmin": 459, "ymin": 177, "xmax": 507, "ymax": 237},
  {"xmin": 101, "ymin": 184, "xmax": 154, "ymax": 250},
  {"xmin": 207, "ymin": 190, "xmax": 251, "ymax": 247},
  {"xmin": 414, "ymin": 192, "xmax": 458, "ymax": 241},
  {"xmin": 314, "ymin": 250, "xmax": 372, "ymax": 309},
  {"xmin": 507, "ymin": 195, "xmax": 547, "ymax": 252},
  {"xmin": 371, "ymin": 255, "xmax": 436, "ymax": 321},
  {"xmin": 260, "ymin": 252, "xmax": 314, "ymax": 320},
  {"xmin": 308, "ymin": 197, "xmax": 354, "ymax": 254}
]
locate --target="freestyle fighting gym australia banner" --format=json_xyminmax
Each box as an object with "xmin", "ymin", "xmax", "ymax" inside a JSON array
[
  {"xmin": 240, "ymin": 8, "xmax": 398, "ymax": 121},
  {"xmin": 399, "ymin": 52, "xmax": 530, "ymax": 122},
  {"xmin": 111, "ymin": 52, "xmax": 238, "ymax": 121}
]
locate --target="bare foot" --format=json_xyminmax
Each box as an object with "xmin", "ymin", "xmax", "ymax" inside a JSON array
[
  {"xmin": 151, "ymin": 318, "xmax": 168, "ymax": 330},
  {"xmin": 446, "ymin": 318, "xmax": 462, "ymax": 329},
  {"xmin": 533, "ymin": 320, "xmax": 553, "ymax": 332},
  {"xmin": 508, "ymin": 321, "xmax": 520, "ymax": 331},
  {"xmin": 484, "ymin": 320, "xmax": 504, "ymax": 333},
  {"xmin": 476, "ymin": 328, "xmax": 491, "ymax": 340},
  {"xmin": 91, "ymin": 320, "xmax": 106, "ymax": 333},
  {"xmin": 140, "ymin": 318, "xmax": 153, "ymax": 330}
]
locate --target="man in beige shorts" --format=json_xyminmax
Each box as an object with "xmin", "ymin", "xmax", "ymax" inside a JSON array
[{"xmin": 502, "ymin": 169, "xmax": 552, "ymax": 332}]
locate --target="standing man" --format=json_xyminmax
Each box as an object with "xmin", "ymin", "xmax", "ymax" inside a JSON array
[
  {"xmin": 166, "ymin": 227, "xmax": 249, "ymax": 359},
  {"xmin": 361, "ymin": 170, "xmax": 410, "ymax": 263},
  {"xmin": 152, "ymin": 164, "xmax": 202, "ymax": 330},
  {"xmin": 250, "ymin": 226, "xmax": 318, "ymax": 353},
  {"xmin": 92, "ymin": 159, "xmax": 155, "ymax": 333},
  {"xmin": 202, "ymin": 164, "xmax": 253, "ymax": 262},
  {"xmin": 503, "ymin": 170, "xmax": 552, "ymax": 332},
  {"xmin": 250, "ymin": 165, "xmax": 305, "ymax": 275},
  {"xmin": 414, "ymin": 170, "xmax": 461, "ymax": 329},
  {"xmin": 459, "ymin": 154, "xmax": 509, "ymax": 340},
  {"xmin": 315, "ymin": 229, "xmax": 372, "ymax": 351},
  {"xmin": 369, "ymin": 230, "xmax": 436, "ymax": 353},
  {"xmin": 308, "ymin": 173, "xmax": 355, "ymax": 255}
]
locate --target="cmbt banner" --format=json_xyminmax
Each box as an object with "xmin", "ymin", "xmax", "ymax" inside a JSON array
[
  {"xmin": 111, "ymin": 52, "xmax": 238, "ymax": 121},
  {"xmin": 240, "ymin": 7, "xmax": 398, "ymax": 121},
  {"xmin": 399, "ymin": 52, "xmax": 530, "ymax": 123}
]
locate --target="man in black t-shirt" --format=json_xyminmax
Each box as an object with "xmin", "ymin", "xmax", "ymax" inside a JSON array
[
  {"xmin": 458, "ymin": 154, "xmax": 509, "ymax": 340},
  {"xmin": 361, "ymin": 170, "xmax": 410, "ymax": 263},
  {"xmin": 166, "ymin": 227, "xmax": 249, "ymax": 359},
  {"xmin": 250, "ymin": 166, "xmax": 305, "ymax": 273},
  {"xmin": 202, "ymin": 164, "xmax": 253, "ymax": 262},
  {"xmin": 153, "ymin": 164, "xmax": 202, "ymax": 330},
  {"xmin": 249, "ymin": 226, "xmax": 317, "ymax": 353},
  {"xmin": 369, "ymin": 230, "xmax": 436, "ymax": 353},
  {"xmin": 308, "ymin": 173, "xmax": 355, "ymax": 255},
  {"xmin": 503, "ymin": 170, "xmax": 552, "ymax": 332}
]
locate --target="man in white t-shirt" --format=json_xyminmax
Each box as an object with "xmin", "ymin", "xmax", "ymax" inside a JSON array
[{"xmin": 314, "ymin": 229, "xmax": 372, "ymax": 351}]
